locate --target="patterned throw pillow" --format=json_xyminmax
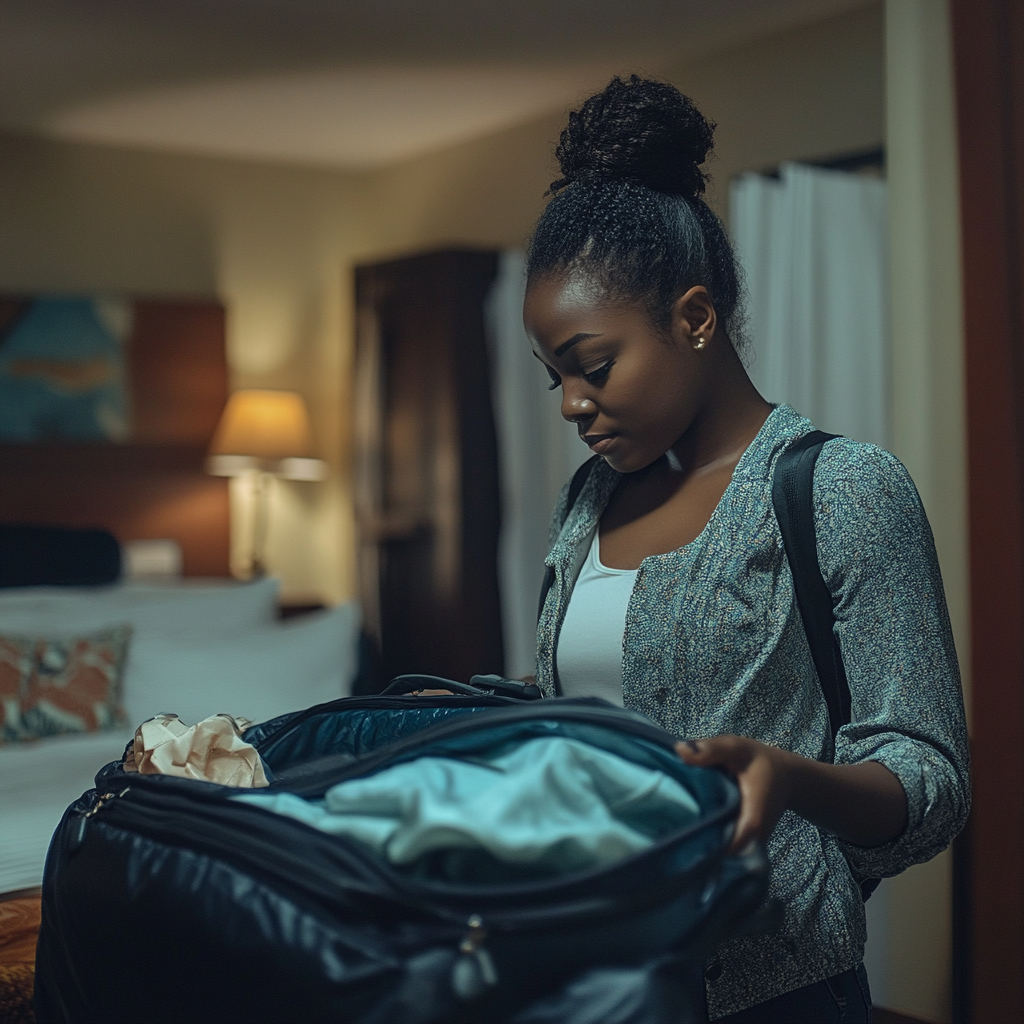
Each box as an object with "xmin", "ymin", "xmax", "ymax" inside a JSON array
[{"xmin": 0, "ymin": 625, "xmax": 132, "ymax": 743}]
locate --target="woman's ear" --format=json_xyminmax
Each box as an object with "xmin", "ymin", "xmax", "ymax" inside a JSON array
[{"xmin": 671, "ymin": 287, "xmax": 717, "ymax": 350}]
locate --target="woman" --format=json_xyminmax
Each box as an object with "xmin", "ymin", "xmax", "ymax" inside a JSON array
[{"xmin": 525, "ymin": 76, "xmax": 969, "ymax": 1023}]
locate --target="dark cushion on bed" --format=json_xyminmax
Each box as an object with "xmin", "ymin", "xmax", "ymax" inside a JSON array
[{"xmin": 0, "ymin": 525, "xmax": 121, "ymax": 588}]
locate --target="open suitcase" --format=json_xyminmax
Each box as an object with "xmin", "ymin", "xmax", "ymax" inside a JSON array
[{"xmin": 33, "ymin": 688, "xmax": 771, "ymax": 1024}]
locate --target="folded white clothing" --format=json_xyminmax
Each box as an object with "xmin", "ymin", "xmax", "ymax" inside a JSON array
[{"xmin": 235, "ymin": 737, "xmax": 699, "ymax": 876}]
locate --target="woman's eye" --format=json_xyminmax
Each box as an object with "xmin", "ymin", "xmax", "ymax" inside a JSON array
[
  {"xmin": 545, "ymin": 367, "xmax": 562, "ymax": 390},
  {"xmin": 582, "ymin": 362, "xmax": 613, "ymax": 385}
]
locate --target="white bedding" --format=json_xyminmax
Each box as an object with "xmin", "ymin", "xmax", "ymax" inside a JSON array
[
  {"xmin": 124, "ymin": 602, "xmax": 360, "ymax": 727},
  {"xmin": 0, "ymin": 576, "xmax": 281, "ymax": 637},
  {"xmin": 0, "ymin": 729, "xmax": 134, "ymax": 894}
]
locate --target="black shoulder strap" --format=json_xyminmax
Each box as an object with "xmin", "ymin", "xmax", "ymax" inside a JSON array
[
  {"xmin": 772, "ymin": 431, "xmax": 851, "ymax": 744},
  {"xmin": 537, "ymin": 456, "xmax": 600, "ymax": 623},
  {"xmin": 774, "ymin": 432, "xmax": 879, "ymax": 901}
]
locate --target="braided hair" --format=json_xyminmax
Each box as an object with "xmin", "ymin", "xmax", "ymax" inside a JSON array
[{"xmin": 527, "ymin": 75, "xmax": 745, "ymax": 346}]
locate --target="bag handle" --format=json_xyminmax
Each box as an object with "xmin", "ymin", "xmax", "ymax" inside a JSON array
[
  {"xmin": 383, "ymin": 674, "xmax": 542, "ymax": 701},
  {"xmin": 382, "ymin": 675, "xmax": 485, "ymax": 696}
]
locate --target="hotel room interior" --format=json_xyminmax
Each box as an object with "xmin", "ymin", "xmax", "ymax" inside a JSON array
[{"xmin": 0, "ymin": 1, "xmax": 1020, "ymax": 1022}]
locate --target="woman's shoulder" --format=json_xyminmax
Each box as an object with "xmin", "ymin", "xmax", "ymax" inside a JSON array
[
  {"xmin": 813, "ymin": 437, "xmax": 921, "ymax": 510},
  {"xmin": 752, "ymin": 409, "xmax": 921, "ymax": 514},
  {"xmin": 763, "ymin": 407, "xmax": 910, "ymax": 491},
  {"xmin": 810, "ymin": 438, "xmax": 935, "ymax": 563}
]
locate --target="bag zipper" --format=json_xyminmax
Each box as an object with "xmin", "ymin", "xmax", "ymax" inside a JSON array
[{"xmin": 78, "ymin": 776, "xmax": 730, "ymax": 938}]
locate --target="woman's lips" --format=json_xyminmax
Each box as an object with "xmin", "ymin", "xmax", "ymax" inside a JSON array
[{"xmin": 583, "ymin": 433, "xmax": 617, "ymax": 454}]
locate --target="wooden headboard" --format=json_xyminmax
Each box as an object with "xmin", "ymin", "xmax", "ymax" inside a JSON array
[{"xmin": 0, "ymin": 298, "xmax": 230, "ymax": 576}]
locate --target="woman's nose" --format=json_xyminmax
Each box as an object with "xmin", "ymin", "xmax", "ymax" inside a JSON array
[{"xmin": 562, "ymin": 391, "xmax": 597, "ymax": 425}]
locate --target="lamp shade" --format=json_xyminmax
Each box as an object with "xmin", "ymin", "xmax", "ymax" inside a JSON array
[{"xmin": 209, "ymin": 389, "xmax": 313, "ymax": 461}]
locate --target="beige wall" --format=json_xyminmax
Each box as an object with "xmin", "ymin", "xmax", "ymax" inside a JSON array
[{"xmin": 881, "ymin": 3, "xmax": 965, "ymax": 1022}]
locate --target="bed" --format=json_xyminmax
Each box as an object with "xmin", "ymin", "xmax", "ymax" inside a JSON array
[{"xmin": 0, "ymin": 576, "xmax": 361, "ymax": 1019}]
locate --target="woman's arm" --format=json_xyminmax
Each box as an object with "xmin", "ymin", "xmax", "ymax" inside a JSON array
[
  {"xmin": 691, "ymin": 445, "xmax": 966, "ymax": 864},
  {"xmin": 677, "ymin": 736, "xmax": 908, "ymax": 852}
]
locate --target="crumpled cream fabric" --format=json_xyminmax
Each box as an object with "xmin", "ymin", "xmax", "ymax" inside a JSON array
[{"xmin": 123, "ymin": 713, "xmax": 269, "ymax": 788}]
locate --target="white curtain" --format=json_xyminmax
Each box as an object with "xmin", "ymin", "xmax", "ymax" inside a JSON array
[
  {"xmin": 486, "ymin": 250, "xmax": 589, "ymax": 678},
  {"xmin": 730, "ymin": 162, "xmax": 890, "ymax": 447}
]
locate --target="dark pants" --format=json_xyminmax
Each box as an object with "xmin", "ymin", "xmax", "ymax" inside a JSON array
[{"xmin": 715, "ymin": 965, "xmax": 871, "ymax": 1024}]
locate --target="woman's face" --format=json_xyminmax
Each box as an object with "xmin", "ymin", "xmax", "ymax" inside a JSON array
[{"xmin": 523, "ymin": 271, "xmax": 712, "ymax": 474}]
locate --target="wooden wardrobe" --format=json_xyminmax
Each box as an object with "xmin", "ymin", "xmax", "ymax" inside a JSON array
[{"xmin": 353, "ymin": 249, "xmax": 504, "ymax": 684}]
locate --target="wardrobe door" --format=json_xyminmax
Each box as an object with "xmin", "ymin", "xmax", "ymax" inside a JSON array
[{"xmin": 354, "ymin": 249, "xmax": 503, "ymax": 684}]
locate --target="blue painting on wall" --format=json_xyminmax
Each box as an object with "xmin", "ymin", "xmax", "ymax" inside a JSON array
[{"xmin": 0, "ymin": 297, "xmax": 132, "ymax": 442}]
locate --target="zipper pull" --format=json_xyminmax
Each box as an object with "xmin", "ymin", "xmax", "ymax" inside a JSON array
[
  {"xmin": 70, "ymin": 787, "xmax": 130, "ymax": 855},
  {"xmin": 451, "ymin": 914, "xmax": 499, "ymax": 1000}
]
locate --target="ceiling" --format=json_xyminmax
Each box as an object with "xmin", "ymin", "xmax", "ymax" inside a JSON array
[{"xmin": 0, "ymin": 0, "xmax": 871, "ymax": 169}]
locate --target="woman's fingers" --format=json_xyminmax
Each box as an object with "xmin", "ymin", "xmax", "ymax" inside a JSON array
[
  {"xmin": 675, "ymin": 736, "xmax": 790, "ymax": 852},
  {"xmin": 675, "ymin": 736, "xmax": 750, "ymax": 770},
  {"xmin": 730, "ymin": 755, "xmax": 774, "ymax": 852}
]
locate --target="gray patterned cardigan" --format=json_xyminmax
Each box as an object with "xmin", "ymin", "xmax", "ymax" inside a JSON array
[{"xmin": 536, "ymin": 404, "xmax": 970, "ymax": 1019}]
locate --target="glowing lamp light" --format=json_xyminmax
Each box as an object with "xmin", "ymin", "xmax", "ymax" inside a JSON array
[
  {"xmin": 207, "ymin": 389, "xmax": 325, "ymax": 480},
  {"xmin": 207, "ymin": 389, "xmax": 326, "ymax": 576}
]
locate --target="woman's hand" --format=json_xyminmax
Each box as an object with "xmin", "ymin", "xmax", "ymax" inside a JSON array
[
  {"xmin": 676, "ymin": 736, "xmax": 793, "ymax": 852},
  {"xmin": 676, "ymin": 735, "xmax": 908, "ymax": 853}
]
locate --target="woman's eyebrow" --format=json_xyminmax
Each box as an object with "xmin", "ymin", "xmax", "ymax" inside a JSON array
[{"xmin": 554, "ymin": 332, "xmax": 601, "ymax": 357}]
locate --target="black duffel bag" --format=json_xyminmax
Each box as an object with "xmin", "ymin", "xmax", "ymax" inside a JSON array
[{"xmin": 34, "ymin": 690, "xmax": 771, "ymax": 1024}]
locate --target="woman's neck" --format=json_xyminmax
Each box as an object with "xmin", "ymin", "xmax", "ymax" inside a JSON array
[{"xmin": 667, "ymin": 348, "xmax": 772, "ymax": 481}]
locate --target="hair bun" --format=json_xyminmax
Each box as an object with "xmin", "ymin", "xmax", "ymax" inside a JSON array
[{"xmin": 551, "ymin": 75, "xmax": 715, "ymax": 198}]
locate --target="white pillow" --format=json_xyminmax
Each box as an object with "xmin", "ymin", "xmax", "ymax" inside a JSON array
[
  {"xmin": 0, "ymin": 577, "xmax": 280, "ymax": 638},
  {"xmin": 122, "ymin": 601, "xmax": 360, "ymax": 728}
]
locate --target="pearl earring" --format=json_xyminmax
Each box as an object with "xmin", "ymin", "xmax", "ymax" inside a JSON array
[{"xmin": 695, "ymin": 335, "xmax": 706, "ymax": 349}]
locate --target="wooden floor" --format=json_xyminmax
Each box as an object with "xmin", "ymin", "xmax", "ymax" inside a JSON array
[{"xmin": 0, "ymin": 891, "xmax": 40, "ymax": 1024}]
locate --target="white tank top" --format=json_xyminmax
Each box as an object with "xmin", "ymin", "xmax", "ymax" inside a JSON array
[{"xmin": 555, "ymin": 530, "xmax": 637, "ymax": 706}]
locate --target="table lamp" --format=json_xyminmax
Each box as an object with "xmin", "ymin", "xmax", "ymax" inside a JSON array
[{"xmin": 207, "ymin": 389, "xmax": 326, "ymax": 577}]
